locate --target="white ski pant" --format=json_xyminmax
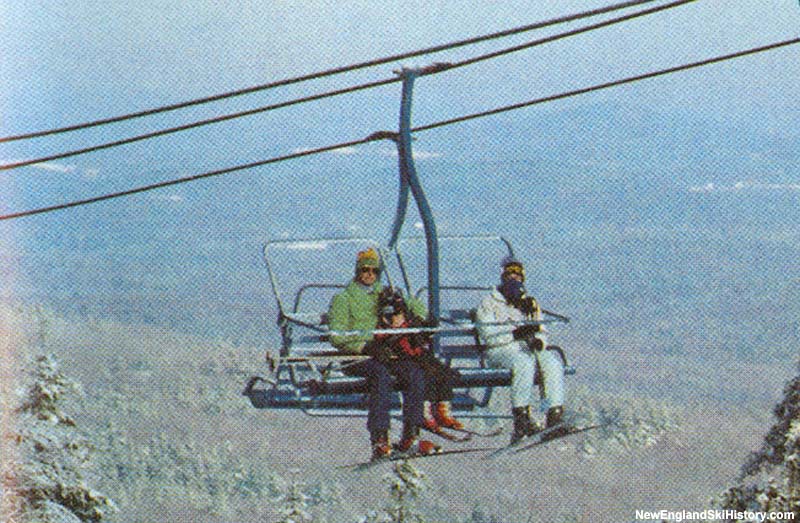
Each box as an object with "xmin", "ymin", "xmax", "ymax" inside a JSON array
[{"xmin": 485, "ymin": 340, "xmax": 565, "ymax": 410}]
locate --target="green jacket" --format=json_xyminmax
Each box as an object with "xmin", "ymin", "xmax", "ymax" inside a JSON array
[{"xmin": 328, "ymin": 280, "xmax": 427, "ymax": 354}]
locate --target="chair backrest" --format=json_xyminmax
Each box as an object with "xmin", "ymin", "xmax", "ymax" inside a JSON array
[
  {"xmin": 264, "ymin": 237, "xmax": 390, "ymax": 316},
  {"xmin": 264, "ymin": 237, "xmax": 401, "ymax": 358}
]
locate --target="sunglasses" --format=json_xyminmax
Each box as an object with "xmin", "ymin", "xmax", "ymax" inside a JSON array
[{"xmin": 359, "ymin": 267, "xmax": 380, "ymax": 274}]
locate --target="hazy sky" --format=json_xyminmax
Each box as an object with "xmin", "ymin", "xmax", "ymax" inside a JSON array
[
  {"xmin": 0, "ymin": 0, "xmax": 798, "ymax": 216},
  {"xmin": 0, "ymin": 0, "xmax": 798, "ymax": 347},
  {"xmin": 2, "ymin": 1, "xmax": 798, "ymax": 128}
]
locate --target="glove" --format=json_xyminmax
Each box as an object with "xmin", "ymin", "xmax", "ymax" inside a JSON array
[
  {"xmin": 527, "ymin": 337, "xmax": 545, "ymax": 352},
  {"xmin": 363, "ymin": 338, "xmax": 398, "ymax": 365},
  {"xmin": 519, "ymin": 296, "xmax": 538, "ymax": 316},
  {"xmin": 408, "ymin": 317, "xmax": 435, "ymax": 346},
  {"xmin": 407, "ymin": 332, "xmax": 430, "ymax": 349},
  {"xmin": 399, "ymin": 336, "xmax": 425, "ymax": 358},
  {"xmin": 512, "ymin": 324, "xmax": 540, "ymax": 340}
]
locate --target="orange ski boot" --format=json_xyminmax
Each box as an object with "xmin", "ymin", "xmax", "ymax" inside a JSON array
[
  {"xmin": 396, "ymin": 426, "xmax": 441, "ymax": 456},
  {"xmin": 370, "ymin": 431, "xmax": 392, "ymax": 461},
  {"xmin": 422, "ymin": 401, "xmax": 441, "ymax": 433},
  {"xmin": 434, "ymin": 401, "xmax": 465, "ymax": 431}
]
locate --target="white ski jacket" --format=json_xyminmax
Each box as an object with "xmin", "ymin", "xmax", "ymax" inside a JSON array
[{"xmin": 475, "ymin": 288, "xmax": 546, "ymax": 349}]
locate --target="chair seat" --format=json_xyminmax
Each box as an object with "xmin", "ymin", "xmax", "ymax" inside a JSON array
[
  {"xmin": 307, "ymin": 367, "xmax": 513, "ymax": 395},
  {"xmin": 305, "ymin": 362, "xmax": 576, "ymax": 395}
]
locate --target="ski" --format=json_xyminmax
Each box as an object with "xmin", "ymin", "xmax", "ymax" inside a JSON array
[
  {"xmin": 422, "ymin": 425, "xmax": 472, "ymax": 442},
  {"xmin": 484, "ymin": 422, "xmax": 597, "ymax": 459},
  {"xmin": 447, "ymin": 426, "xmax": 504, "ymax": 438},
  {"xmin": 339, "ymin": 446, "xmax": 498, "ymax": 470},
  {"xmin": 512, "ymin": 423, "xmax": 605, "ymax": 453}
]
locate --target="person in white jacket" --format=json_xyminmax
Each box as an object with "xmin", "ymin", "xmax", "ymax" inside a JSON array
[{"xmin": 475, "ymin": 256, "xmax": 566, "ymax": 444}]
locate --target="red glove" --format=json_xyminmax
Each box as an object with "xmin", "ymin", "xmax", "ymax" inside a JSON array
[{"xmin": 398, "ymin": 337, "xmax": 424, "ymax": 358}]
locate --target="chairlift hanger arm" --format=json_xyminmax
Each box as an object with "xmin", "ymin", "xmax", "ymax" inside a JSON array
[{"xmin": 388, "ymin": 68, "xmax": 442, "ymax": 328}]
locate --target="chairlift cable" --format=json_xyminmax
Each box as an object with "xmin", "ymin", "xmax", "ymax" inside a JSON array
[
  {"xmin": 0, "ymin": 37, "xmax": 796, "ymax": 222},
  {"xmin": 0, "ymin": 77, "xmax": 397, "ymax": 171},
  {"xmin": 0, "ymin": 0, "xmax": 695, "ymax": 172},
  {"xmin": 425, "ymin": 0, "xmax": 697, "ymax": 76},
  {"xmin": 0, "ymin": 0, "xmax": 659, "ymax": 143},
  {"xmin": 0, "ymin": 137, "xmax": 378, "ymax": 221},
  {"xmin": 414, "ymin": 37, "xmax": 800, "ymax": 133}
]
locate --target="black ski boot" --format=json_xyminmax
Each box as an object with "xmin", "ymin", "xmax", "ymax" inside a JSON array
[
  {"xmin": 544, "ymin": 406, "xmax": 568, "ymax": 439},
  {"xmin": 511, "ymin": 406, "xmax": 541, "ymax": 445},
  {"xmin": 546, "ymin": 406, "xmax": 563, "ymax": 427}
]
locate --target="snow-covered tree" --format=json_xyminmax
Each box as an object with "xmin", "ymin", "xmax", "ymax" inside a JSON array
[
  {"xmin": 274, "ymin": 469, "xmax": 315, "ymax": 523},
  {"xmin": 1, "ymin": 355, "xmax": 116, "ymax": 523},
  {"xmin": 717, "ymin": 375, "xmax": 800, "ymax": 519},
  {"xmin": 357, "ymin": 460, "xmax": 428, "ymax": 523}
]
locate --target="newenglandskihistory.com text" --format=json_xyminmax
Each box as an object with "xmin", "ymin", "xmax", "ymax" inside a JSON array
[{"xmin": 635, "ymin": 509, "xmax": 796, "ymax": 522}]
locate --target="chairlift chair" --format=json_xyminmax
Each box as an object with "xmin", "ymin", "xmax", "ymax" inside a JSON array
[
  {"xmin": 242, "ymin": 235, "xmax": 575, "ymax": 418},
  {"xmin": 243, "ymin": 67, "xmax": 575, "ymax": 419}
]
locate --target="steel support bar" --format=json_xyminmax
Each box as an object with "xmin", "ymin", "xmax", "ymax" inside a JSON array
[{"xmin": 391, "ymin": 68, "xmax": 441, "ymax": 331}]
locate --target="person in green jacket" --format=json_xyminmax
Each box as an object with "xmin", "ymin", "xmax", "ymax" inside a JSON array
[{"xmin": 328, "ymin": 248, "xmax": 436, "ymax": 460}]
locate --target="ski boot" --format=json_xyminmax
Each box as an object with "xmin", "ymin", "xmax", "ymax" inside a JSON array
[
  {"xmin": 511, "ymin": 406, "xmax": 543, "ymax": 445},
  {"xmin": 546, "ymin": 406, "xmax": 564, "ymax": 427},
  {"xmin": 370, "ymin": 430, "xmax": 392, "ymax": 461},
  {"xmin": 422, "ymin": 401, "xmax": 441, "ymax": 433},
  {"xmin": 434, "ymin": 401, "xmax": 464, "ymax": 431},
  {"xmin": 396, "ymin": 426, "xmax": 441, "ymax": 456},
  {"xmin": 543, "ymin": 406, "xmax": 569, "ymax": 440}
]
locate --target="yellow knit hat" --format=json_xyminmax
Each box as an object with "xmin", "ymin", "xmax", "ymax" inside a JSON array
[
  {"xmin": 355, "ymin": 248, "xmax": 381, "ymax": 270},
  {"xmin": 501, "ymin": 256, "xmax": 525, "ymax": 281}
]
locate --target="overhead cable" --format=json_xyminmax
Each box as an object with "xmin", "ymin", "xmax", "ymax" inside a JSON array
[
  {"xmin": 0, "ymin": 77, "xmax": 397, "ymax": 171},
  {"xmin": 414, "ymin": 37, "xmax": 800, "ymax": 132},
  {"xmin": 430, "ymin": 0, "xmax": 697, "ymax": 74},
  {"xmin": 0, "ymin": 137, "xmax": 378, "ymax": 221},
  {"xmin": 0, "ymin": 0, "xmax": 658, "ymax": 143},
  {"xmin": 0, "ymin": 0, "xmax": 695, "ymax": 171},
  {"xmin": 1, "ymin": 37, "xmax": 795, "ymax": 222}
]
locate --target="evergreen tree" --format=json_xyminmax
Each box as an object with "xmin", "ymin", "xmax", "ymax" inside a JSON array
[
  {"xmin": 717, "ymin": 375, "xmax": 800, "ymax": 519},
  {"xmin": 1, "ymin": 355, "xmax": 116, "ymax": 523},
  {"xmin": 357, "ymin": 460, "xmax": 427, "ymax": 523},
  {"xmin": 275, "ymin": 469, "xmax": 315, "ymax": 523}
]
